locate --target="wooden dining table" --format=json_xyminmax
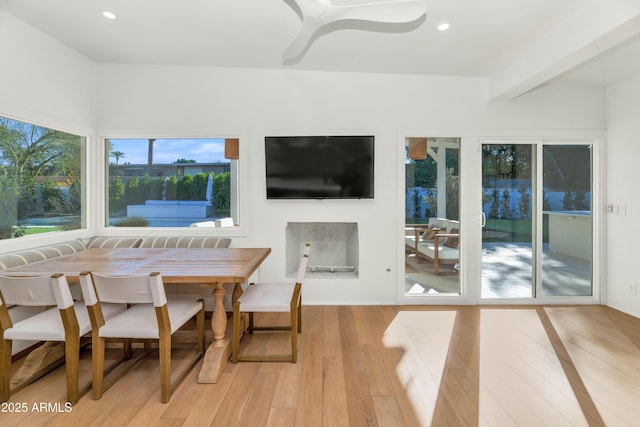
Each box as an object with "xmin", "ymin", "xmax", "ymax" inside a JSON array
[{"xmin": 5, "ymin": 246, "xmax": 271, "ymax": 383}]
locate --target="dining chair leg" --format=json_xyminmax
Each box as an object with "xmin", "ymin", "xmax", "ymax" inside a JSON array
[
  {"xmin": 291, "ymin": 306, "xmax": 298, "ymax": 363},
  {"xmin": 124, "ymin": 338, "xmax": 133, "ymax": 359},
  {"xmin": 0, "ymin": 339, "xmax": 11, "ymax": 402},
  {"xmin": 65, "ymin": 335, "xmax": 80, "ymax": 404},
  {"xmin": 197, "ymin": 300, "xmax": 205, "ymax": 353},
  {"xmin": 92, "ymin": 336, "xmax": 106, "ymax": 399},
  {"xmin": 248, "ymin": 311, "xmax": 254, "ymax": 333},
  {"xmin": 231, "ymin": 301, "xmax": 241, "ymax": 363},
  {"xmin": 158, "ymin": 333, "xmax": 171, "ymax": 403}
]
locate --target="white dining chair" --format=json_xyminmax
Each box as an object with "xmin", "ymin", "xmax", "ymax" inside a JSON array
[
  {"xmin": 232, "ymin": 243, "xmax": 310, "ymax": 363},
  {"xmin": 0, "ymin": 273, "xmax": 125, "ymax": 404},
  {"xmin": 79, "ymin": 271, "xmax": 204, "ymax": 403}
]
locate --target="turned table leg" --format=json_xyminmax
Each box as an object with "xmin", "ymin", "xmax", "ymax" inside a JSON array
[
  {"xmin": 211, "ymin": 282, "xmax": 227, "ymax": 347},
  {"xmin": 198, "ymin": 281, "xmax": 233, "ymax": 383}
]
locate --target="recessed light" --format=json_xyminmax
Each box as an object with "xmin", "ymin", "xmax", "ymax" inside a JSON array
[
  {"xmin": 437, "ymin": 22, "xmax": 450, "ymax": 32},
  {"xmin": 102, "ymin": 10, "xmax": 117, "ymax": 20}
]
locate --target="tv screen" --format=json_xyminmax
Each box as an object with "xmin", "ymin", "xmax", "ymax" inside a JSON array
[{"xmin": 265, "ymin": 136, "xmax": 374, "ymax": 199}]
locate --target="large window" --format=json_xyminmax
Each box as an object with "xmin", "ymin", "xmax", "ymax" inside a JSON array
[
  {"xmin": 0, "ymin": 117, "xmax": 85, "ymax": 240},
  {"xmin": 106, "ymin": 138, "xmax": 238, "ymax": 228}
]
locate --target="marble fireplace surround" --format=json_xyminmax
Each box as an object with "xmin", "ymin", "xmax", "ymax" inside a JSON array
[{"xmin": 286, "ymin": 222, "xmax": 359, "ymax": 279}]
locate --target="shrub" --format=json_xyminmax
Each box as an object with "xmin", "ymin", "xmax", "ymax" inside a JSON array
[{"xmin": 114, "ymin": 216, "xmax": 149, "ymax": 227}]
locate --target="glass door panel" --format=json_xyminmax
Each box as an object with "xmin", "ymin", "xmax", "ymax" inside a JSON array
[
  {"xmin": 404, "ymin": 137, "xmax": 461, "ymax": 296},
  {"xmin": 481, "ymin": 144, "xmax": 534, "ymax": 298},
  {"xmin": 542, "ymin": 145, "xmax": 593, "ymax": 296}
]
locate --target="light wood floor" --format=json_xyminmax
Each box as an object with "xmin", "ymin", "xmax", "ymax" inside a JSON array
[{"xmin": 2, "ymin": 305, "xmax": 640, "ymax": 426}]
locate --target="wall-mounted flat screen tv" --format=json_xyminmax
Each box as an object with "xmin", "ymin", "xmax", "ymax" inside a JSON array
[{"xmin": 265, "ymin": 135, "xmax": 374, "ymax": 199}]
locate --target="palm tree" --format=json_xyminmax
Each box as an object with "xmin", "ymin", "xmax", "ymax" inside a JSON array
[
  {"xmin": 111, "ymin": 150, "xmax": 125, "ymax": 165},
  {"xmin": 147, "ymin": 138, "xmax": 155, "ymax": 175}
]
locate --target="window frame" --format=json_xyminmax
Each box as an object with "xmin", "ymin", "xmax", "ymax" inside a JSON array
[
  {"xmin": 0, "ymin": 113, "xmax": 91, "ymax": 251},
  {"xmin": 97, "ymin": 134, "xmax": 245, "ymax": 238}
]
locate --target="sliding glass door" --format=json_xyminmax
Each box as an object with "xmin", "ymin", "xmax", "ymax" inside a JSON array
[
  {"xmin": 481, "ymin": 141, "xmax": 593, "ymax": 300},
  {"xmin": 404, "ymin": 137, "xmax": 461, "ymax": 297},
  {"xmin": 481, "ymin": 144, "xmax": 535, "ymax": 298},
  {"xmin": 541, "ymin": 145, "xmax": 592, "ymax": 296}
]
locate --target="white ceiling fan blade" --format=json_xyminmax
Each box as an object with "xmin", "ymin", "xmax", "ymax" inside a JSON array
[
  {"xmin": 293, "ymin": 0, "xmax": 329, "ymax": 19},
  {"xmin": 323, "ymin": 1, "xmax": 426, "ymax": 24},
  {"xmin": 283, "ymin": 0, "xmax": 426, "ymax": 60},
  {"xmin": 283, "ymin": 19, "xmax": 321, "ymax": 59}
]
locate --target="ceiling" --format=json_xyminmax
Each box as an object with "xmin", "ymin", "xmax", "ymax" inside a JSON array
[{"xmin": 1, "ymin": 0, "xmax": 640, "ymax": 98}]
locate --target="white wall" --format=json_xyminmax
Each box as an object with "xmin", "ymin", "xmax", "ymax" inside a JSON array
[
  {"xmin": 0, "ymin": 10, "xmax": 96, "ymax": 132},
  {"xmin": 0, "ymin": 11, "xmax": 610, "ymax": 305},
  {"xmin": 96, "ymin": 64, "xmax": 606, "ymax": 305},
  {"xmin": 605, "ymin": 74, "xmax": 640, "ymax": 318},
  {"xmin": 0, "ymin": 10, "xmax": 98, "ymax": 252}
]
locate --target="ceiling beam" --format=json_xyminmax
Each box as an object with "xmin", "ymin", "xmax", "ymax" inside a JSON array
[{"xmin": 488, "ymin": 2, "xmax": 640, "ymax": 100}]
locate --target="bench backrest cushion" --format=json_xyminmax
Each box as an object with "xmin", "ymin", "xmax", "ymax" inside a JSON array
[
  {"xmin": 87, "ymin": 236, "xmax": 142, "ymax": 249},
  {"xmin": 0, "ymin": 239, "xmax": 87, "ymax": 271},
  {"xmin": 138, "ymin": 236, "xmax": 231, "ymax": 248}
]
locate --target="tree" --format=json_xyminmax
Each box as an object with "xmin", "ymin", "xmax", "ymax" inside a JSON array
[
  {"xmin": 412, "ymin": 188, "xmax": 422, "ymax": 219},
  {"xmin": 562, "ymin": 191, "xmax": 576, "ymax": 210},
  {"xmin": 445, "ymin": 167, "xmax": 459, "ymax": 220},
  {"xmin": 213, "ymin": 172, "xmax": 231, "ymax": 215},
  {"xmin": 109, "ymin": 176, "xmax": 125, "ymax": 215},
  {"xmin": 517, "ymin": 187, "xmax": 530, "ymax": 219},
  {"xmin": 111, "ymin": 150, "xmax": 125, "ymax": 165},
  {"xmin": 165, "ymin": 176, "xmax": 178, "ymax": 200},
  {"xmin": 0, "ymin": 118, "xmax": 79, "ymax": 185},
  {"xmin": 543, "ymin": 146, "xmax": 591, "ymax": 192},
  {"xmin": 406, "ymin": 155, "xmax": 437, "ymax": 188},
  {"xmin": 500, "ymin": 189, "xmax": 511, "ymax": 219},
  {"xmin": 126, "ymin": 176, "xmax": 144, "ymax": 205},
  {"xmin": 0, "ymin": 174, "xmax": 18, "ymax": 239},
  {"xmin": 147, "ymin": 138, "xmax": 155, "ymax": 175},
  {"xmin": 0, "ymin": 118, "xmax": 82, "ymax": 221},
  {"xmin": 41, "ymin": 178, "xmax": 63, "ymax": 212},
  {"xmin": 177, "ymin": 174, "xmax": 195, "ymax": 200}
]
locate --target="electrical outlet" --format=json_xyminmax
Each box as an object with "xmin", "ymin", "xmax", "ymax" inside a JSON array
[{"xmin": 629, "ymin": 283, "xmax": 637, "ymax": 295}]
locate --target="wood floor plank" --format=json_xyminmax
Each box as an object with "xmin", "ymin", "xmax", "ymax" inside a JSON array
[
  {"xmin": 322, "ymin": 356, "xmax": 350, "ymax": 427},
  {"xmin": 545, "ymin": 306, "xmax": 640, "ymax": 426},
  {"xmin": 350, "ymin": 305, "xmax": 377, "ymax": 345},
  {"xmin": 323, "ymin": 306, "xmax": 342, "ymax": 358},
  {"xmin": 181, "ymin": 370, "xmax": 233, "ymax": 427},
  {"xmin": 2, "ymin": 305, "xmax": 640, "ymax": 427},
  {"xmin": 361, "ymin": 343, "xmax": 393, "ymax": 397},
  {"xmin": 130, "ymin": 351, "xmax": 203, "ymax": 425},
  {"xmin": 294, "ymin": 306, "xmax": 324, "ymax": 427},
  {"xmin": 320, "ymin": 306, "xmax": 349, "ymax": 426},
  {"xmin": 267, "ymin": 407, "xmax": 296, "ymax": 427},
  {"xmin": 338, "ymin": 306, "xmax": 377, "ymax": 426},
  {"xmin": 371, "ymin": 396, "xmax": 404, "ymax": 427},
  {"xmin": 210, "ymin": 361, "xmax": 260, "ymax": 426},
  {"xmin": 369, "ymin": 306, "xmax": 424, "ymax": 427},
  {"xmin": 270, "ymin": 349, "xmax": 303, "ymax": 408},
  {"xmin": 238, "ymin": 364, "xmax": 281, "ymax": 426}
]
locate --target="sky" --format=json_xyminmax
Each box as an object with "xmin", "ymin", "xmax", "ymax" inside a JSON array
[{"xmin": 107, "ymin": 138, "xmax": 229, "ymax": 164}]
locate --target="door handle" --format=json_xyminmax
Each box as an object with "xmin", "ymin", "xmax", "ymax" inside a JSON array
[{"xmin": 481, "ymin": 212, "xmax": 486, "ymax": 228}]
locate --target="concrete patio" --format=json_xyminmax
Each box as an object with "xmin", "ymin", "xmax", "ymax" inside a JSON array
[{"xmin": 405, "ymin": 242, "xmax": 592, "ymax": 298}]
